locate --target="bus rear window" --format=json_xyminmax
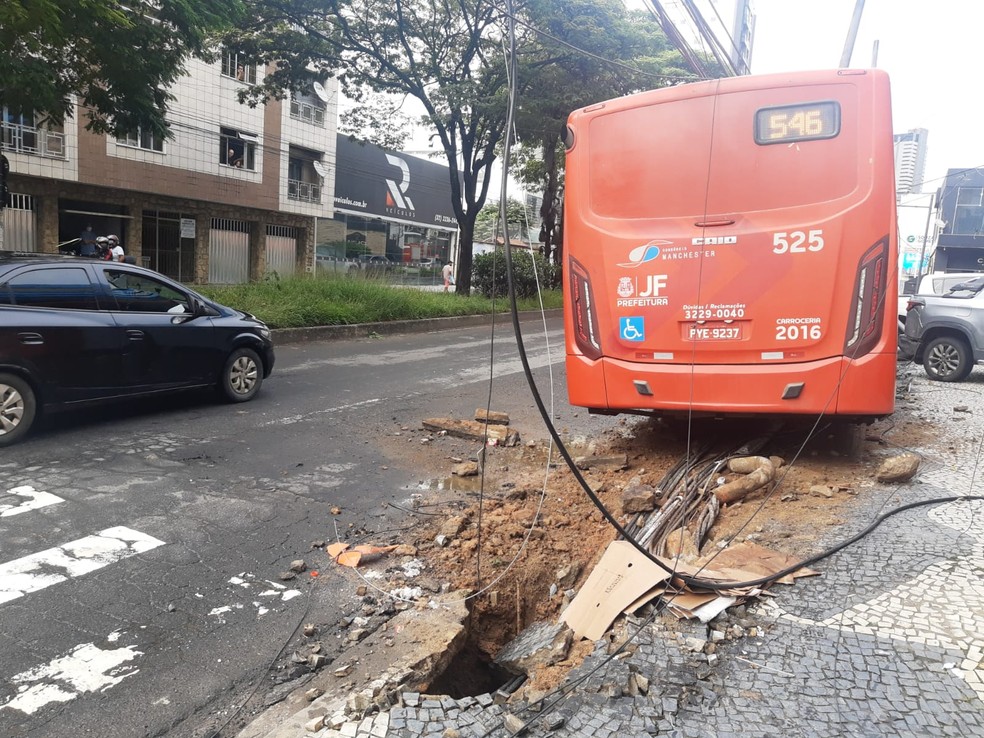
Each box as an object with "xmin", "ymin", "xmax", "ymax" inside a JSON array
[
  {"xmin": 587, "ymin": 95, "xmax": 715, "ymax": 220},
  {"xmin": 587, "ymin": 86, "xmax": 859, "ymax": 219}
]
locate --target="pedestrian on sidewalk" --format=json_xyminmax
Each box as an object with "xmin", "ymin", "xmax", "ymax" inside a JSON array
[{"xmin": 442, "ymin": 260, "xmax": 455, "ymax": 292}]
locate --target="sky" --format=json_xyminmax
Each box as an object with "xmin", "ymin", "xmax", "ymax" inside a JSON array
[
  {"xmin": 382, "ymin": 0, "xmax": 983, "ymax": 223},
  {"xmin": 748, "ymin": 0, "xmax": 984, "ymax": 193}
]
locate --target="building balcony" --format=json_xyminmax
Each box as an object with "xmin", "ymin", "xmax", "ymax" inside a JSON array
[
  {"xmin": 287, "ymin": 179, "xmax": 322, "ymax": 204},
  {"xmin": 2, "ymin": 122, "xmax": 66, "ymax": 159},
  {"xmin": 289, "ymin": 100, "xmax": 326, "ymax": 126}
]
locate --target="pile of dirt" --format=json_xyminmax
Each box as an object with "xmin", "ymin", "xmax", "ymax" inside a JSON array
[{"xmin": 383, "ymin": 409, "xmax": 936, "ymax": 693}]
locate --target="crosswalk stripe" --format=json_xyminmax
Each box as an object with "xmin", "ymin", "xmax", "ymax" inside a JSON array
[
  {"xmin": 0, "ymin": 527, "xmax": 165, "ymax": 606},
  {"xmin": 0, "ymin": 486, "xmax": 64, "ymax": 518},
  {"xmin": 1, "ymin": 641, "xmax": 143, "ymax": 715}
]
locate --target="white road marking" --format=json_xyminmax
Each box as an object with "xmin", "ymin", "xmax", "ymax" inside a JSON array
[
  {"xmin": 0, "ymin": 641, "xmax": 142, "ymax": 715},
  {"xmin": 281, "ymin": 329, "xmax": 564, "ymax": 373},
  {"xmin": 212, "ymin": 574, "xmax": 301, "ymax": 619},
  {"xmin": 0, "ymin": 527, "xmax": 165, "ymax": 606},
  {"xmin": 0, "ymin": 486, "xmax": 64, "ymax": 518},
  {"xmin": 261, "ymin": 398, "xmax": 381, "ymax": 427}
]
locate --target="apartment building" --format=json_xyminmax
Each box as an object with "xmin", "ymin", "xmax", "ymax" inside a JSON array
[
  {"xmin": 893, "ymin": 128, "xmax": 928, "ymax": 197},
  {"xmin": 1, "ymin": 50, "xmax": 338, "ymax": 284}
]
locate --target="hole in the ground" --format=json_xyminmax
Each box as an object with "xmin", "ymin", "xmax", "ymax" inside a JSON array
[{"xmin": 428, "ymin": 641, "xmax": 515, "ymax": 698}]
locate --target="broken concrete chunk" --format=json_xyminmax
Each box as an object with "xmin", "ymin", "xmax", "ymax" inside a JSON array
[
  {"xmin": 434, "ymin": 534, "xmax": 450, "ymax": 548},
  {"xmin": 305, "ymin": 688, "xmax": 323, "ymax": 702},
  {"xmin": 334, "ymin": 663, "xmax": 354, "ymax": 677},
  {"xmin": 347, "ymin": 689, "xmax": 374, "ymax": 714},
  {"xmin": 305, "ymin": 715, "xmax": 325, "ymax": 733},
  {"xmin": 422, "ymin": 418, "xmax": 519, "ymax": 445},
  {"xmin": 503, "ymin": 713, "xmax": 527, "ymax": 736},
  {"xmin": 494, "ymin": 621, "xmax": 573, "ymax": 675},
  {"xmin": 441, "ymin": 516, "xmax": 468, "ymax": 536},
  {"xmin": 475, "ymin": 409, "xmax": 510, "ymax": 425},
  {"xmin": 303, "ymin": 623, "xmax": 317, "ymax": 637},
  {"xmin": 875, "ymin": 452, "xmax": 920, "ymax": 482},
  {"xmin": 289, "ymin": 560, "xmax": 307, "ymax": 573},
  {"xmin": 622, "ymin": 483, "xmax": 657, "ymax": 514},
  {"xmin": 555, "ymin": 563, "xmax": 580, "ymax": 589},
  {"xmin": 393, "ymin": 544, "xmax": 418, "ymax": 556},
  {"xmin": 661, "ymin": 527, "xmax": 699, "ymax": 560},
  {"xmin": 452, "ymin": 461, "xmax": 480, "ymax": 477},
  {"xmin": 810, "ymin": 484, "xmax": 834, "ymax": 498}
]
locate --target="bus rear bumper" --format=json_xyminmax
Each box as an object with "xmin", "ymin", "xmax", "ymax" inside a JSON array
[{"xmin": 566, "ymin": 351, "xmax": 897, "ymax": 417}]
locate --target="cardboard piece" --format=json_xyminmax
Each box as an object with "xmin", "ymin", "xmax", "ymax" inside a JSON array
[
  {"xmin": 561, "ymin": 540, "xmax": 671, "ymax": 640},
  {"xmin": 700, "ymin": 541, "xmax": 819, "ymax": 584}
]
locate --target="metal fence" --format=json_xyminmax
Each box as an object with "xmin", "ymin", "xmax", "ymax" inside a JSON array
[
  {"xmin": 1, "ymin": 194, "xmax": 37, "ymax": 251},
  {"xmin": 266, "ymin": 225, "xmax": 298, "ymax": 277}
]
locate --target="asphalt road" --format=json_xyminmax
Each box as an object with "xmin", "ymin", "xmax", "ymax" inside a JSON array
[{"xmin": 0, "ymin": 313, "xmax": 598, "ymax": 738}]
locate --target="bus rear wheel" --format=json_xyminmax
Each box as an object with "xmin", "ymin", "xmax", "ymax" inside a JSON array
[{"xmin": 923, "ymin": 336, "xmax": 973, "ymax": 382}]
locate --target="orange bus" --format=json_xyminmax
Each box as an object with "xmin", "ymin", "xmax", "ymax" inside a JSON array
[{"xmin": 563, "ymin": 69, "xmax": 897, "ymax": 418}]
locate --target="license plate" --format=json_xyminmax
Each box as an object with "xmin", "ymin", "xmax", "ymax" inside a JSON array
[{"xmin": 681, "ymin": 321, "xmax": 744, "ymax": 341}]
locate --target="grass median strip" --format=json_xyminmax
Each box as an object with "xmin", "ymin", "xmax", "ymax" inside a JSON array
[{"xmin": 197, "ymin": 276, "xmax": 562, "ymax": 329}]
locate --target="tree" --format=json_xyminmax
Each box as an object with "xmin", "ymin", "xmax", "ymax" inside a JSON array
[
  {"xmin": 231, "ymin": 0, "xmax": 509, "ymax": 294},
  {"xmin": 0, "ymin": 0, "xmax": 243, "ymax": 139},
  {"xmin": 474, "ymin": 198, "xmax": 530, "ymax": 244},
  {"xmin": 510, "ymin": 0, "xmax": 694, "ymax": 266}
]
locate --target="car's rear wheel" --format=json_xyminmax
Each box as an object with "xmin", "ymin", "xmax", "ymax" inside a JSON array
[
  {"xmin": 923, "ymin": 335, "xmax": 973, "ymax": 382},
  {"xmin": 0, "ymin": 373, "xmax": 37, "ymax": 446},
  {"xmin": 220, "ymin": 347, "xmax": 263, "ymax": 402}
]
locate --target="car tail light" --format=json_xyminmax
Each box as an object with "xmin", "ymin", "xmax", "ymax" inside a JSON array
[
  {"xmin": 844, "ymin": 237, "xmax": 888, "ymax": 357},
  {"xmin": 569, "ymin": 256, "xmax": 602, "ymax": 360}
]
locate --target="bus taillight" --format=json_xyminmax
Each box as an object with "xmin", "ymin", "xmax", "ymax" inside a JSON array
[
  {"xmin": 569, "ymin": 256, "xmax": 602, "ymax": 360},
  {"xmin": 844, "ymin": 237, "xmax": 889, "ymax": 357}
]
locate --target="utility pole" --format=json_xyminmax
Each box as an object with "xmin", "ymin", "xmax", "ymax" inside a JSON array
[
  {"xmin": 840, "ymin": 0, "xmax": 866, "ymax": 67},
  {"xmin": 916, "ymin": 192, "xmax": 936, "ymax": 279}
]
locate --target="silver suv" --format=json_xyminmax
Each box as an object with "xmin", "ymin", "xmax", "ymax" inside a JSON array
[{"xmin": 902, "ymin": 275, "xmax": 984, "ymax": 381}]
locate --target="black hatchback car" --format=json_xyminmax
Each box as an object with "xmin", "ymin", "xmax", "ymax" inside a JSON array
[{"xmin": 0, "ymin": 254, "xmax": 274, "ymax": 445}]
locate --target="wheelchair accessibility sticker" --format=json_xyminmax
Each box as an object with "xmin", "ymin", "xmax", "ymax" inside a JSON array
[{"xmin": 619, "ymin": 317, "xmax": 645, "ymax": 342}]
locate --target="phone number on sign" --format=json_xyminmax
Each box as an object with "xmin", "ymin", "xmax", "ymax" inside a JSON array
[{"xmin": 683, "ymin": 306, "xmax": 746, "ymax": 320}]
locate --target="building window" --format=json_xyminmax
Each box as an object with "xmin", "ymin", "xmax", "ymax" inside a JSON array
[
  {"xmin": 221, "ymin": 50, "xmax": 256, "ymax": 84},
  {"xmin": 953, "ymin": 187, "xmax": 984, "ymax": 235},
  {"xmin": 289, "ymin": 96, "xmax": 326, "ymax": 127},
  {"xmin": 220, "ymin": 127, "xmax": 256, "ymax": 170},
  {"xmin": 116, "ymin": 126, "xmax": 163, "ymax": 152}
]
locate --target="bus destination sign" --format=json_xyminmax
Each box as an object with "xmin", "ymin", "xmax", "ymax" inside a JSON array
[{"xmin": 754, "ymin": 101, "xmax": 840, "ymax": 145}]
